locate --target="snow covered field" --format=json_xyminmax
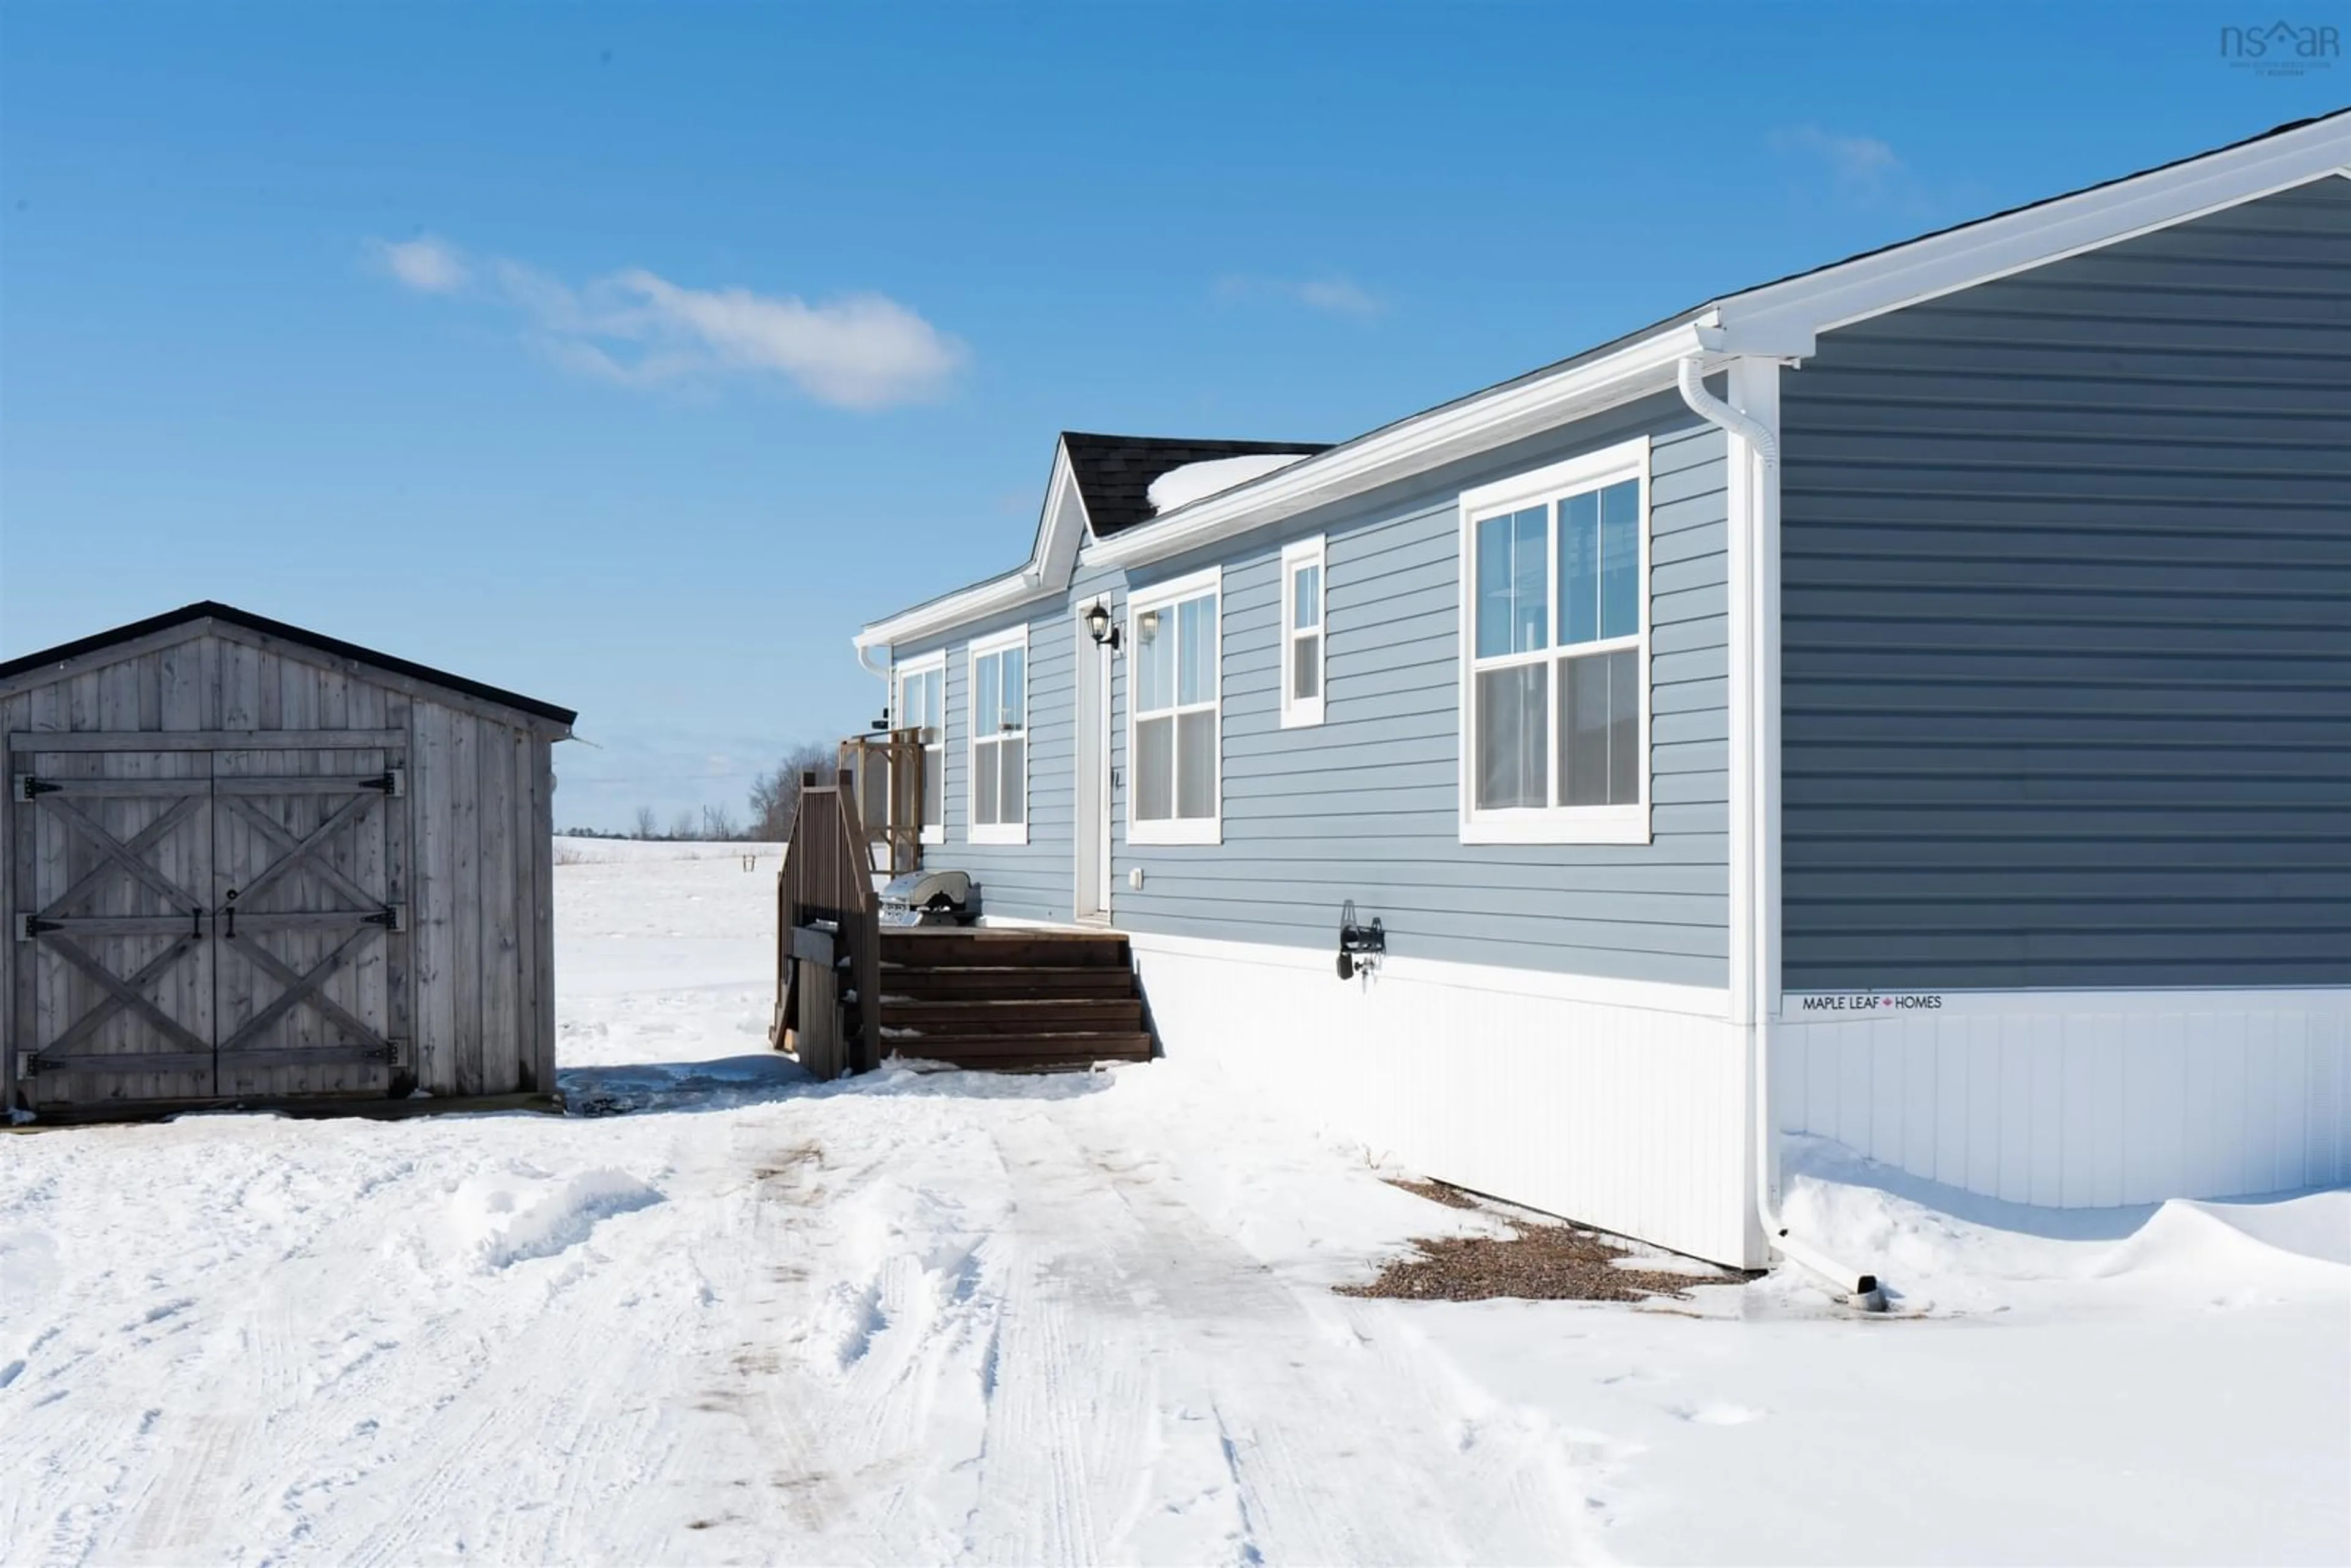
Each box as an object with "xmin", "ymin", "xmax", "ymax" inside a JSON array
[{"xmin": 1, "ymin": 845, "xmax": 2345, "ymax": 1566}]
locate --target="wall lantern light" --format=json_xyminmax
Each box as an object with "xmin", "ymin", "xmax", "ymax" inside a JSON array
[{"xmin": 1084, "ymin": 600, "xmax": 1123, "ymax": 651}]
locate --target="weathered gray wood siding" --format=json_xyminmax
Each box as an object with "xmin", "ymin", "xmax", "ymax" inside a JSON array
[
  {"xmin": 1779, "ymin": 178, "xmax": 2351, "ymax": 991},
  {"xmin": 0, "ymin": 624, "xmax": 559, "ymax": 1098},
  {"xmin": 896, "ymin": 596, "xmax": 1079, "ymax": 922},
  {"xmin": 1110, "ymin": 392, "xmax": 1731, "ymax": 986}
]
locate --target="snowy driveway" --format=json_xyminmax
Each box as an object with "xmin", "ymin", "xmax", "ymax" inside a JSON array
[
  {"xmin": 1, "ymin": 844, "xmax": 2344, "ymax": 1566},
  {"xmin": 0, "ymin": 1057, "xmax": 1607, "ymax": 1565}
]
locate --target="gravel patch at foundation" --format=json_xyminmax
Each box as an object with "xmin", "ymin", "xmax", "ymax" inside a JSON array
[{"xmin": 1343, "ymin": 1178, "xmax": 1738, "ymax": 1302}]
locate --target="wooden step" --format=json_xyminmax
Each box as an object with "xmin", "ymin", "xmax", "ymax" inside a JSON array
[
  {"xmin": 879, "ymin": 1032, "xmax": 1155, "ymax": 1067},
  {"xmin": 879, "ymin": 929, "xmax": 1131, "ymax": 968},
  {"xmin": 882, "ymin": 997, "xmax": 1144, "ymax": 1034},
  {"xmin": 880, "ymin": 964, "xmax": 1134, "ymax": 1001}
]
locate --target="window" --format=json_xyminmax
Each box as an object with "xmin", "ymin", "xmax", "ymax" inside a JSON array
[
  {"xmin": 894, "ymin": 653, "xmax": 945, "ymax": 844},
  {"xmin": 1281, "ymin": 535, "xmax": 1326, "ymax": 728},
  {"xmin": 1457, "ymin": 437, "xmax": 1651, "ymax": 844},
  {"xmin": 1128, "ymin": 565, "xmax": 1221, "ymax": 844},
  {"xmin": 969, "ymin": 629, "xmax": 1027, "ymax": 844}
]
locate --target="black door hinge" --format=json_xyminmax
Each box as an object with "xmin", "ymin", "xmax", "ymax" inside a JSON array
[
  {"xmin": 17, "ymin": 775, "xmax": 59, "ymax": 801},
  {"xmin": 18, "ymin": 914, "xmax": 60, "ymax": 940}
]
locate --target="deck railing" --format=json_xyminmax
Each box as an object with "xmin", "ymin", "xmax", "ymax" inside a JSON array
[
  {"xmin": 771, "ymin": 775, "xmax": 880, "ymax": 1078},
  {"xmin": 836, "ymin": 728, "xmax": 924, "ymax": 877}
]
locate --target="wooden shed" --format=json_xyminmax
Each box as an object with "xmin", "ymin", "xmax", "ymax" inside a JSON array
[{"xmin": 0, "ymin": 602, "xmax": 576, "ymax": 1119}]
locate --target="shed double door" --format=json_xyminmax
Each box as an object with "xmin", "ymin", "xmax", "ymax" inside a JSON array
[{"xmin": 11, "ymin": 745, "xmax": 408, "ymax": 1107}]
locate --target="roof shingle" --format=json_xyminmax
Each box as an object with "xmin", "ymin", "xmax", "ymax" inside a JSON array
[{"xmin": 1061, "ymin": 432, "xmax": 1331, "ymax": 538}]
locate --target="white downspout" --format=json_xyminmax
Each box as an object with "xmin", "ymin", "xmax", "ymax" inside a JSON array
[{"xmin": 1678, "ymin": 354, "xmax": 1886, "ymax": 1311}]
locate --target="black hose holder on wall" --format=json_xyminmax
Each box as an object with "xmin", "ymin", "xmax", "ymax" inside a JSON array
[{"xmin": 1337, "ymin": 901, "xmax": 1385, "ymax": 981}]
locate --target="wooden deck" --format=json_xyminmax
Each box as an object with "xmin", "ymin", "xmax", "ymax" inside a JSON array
[{"xmin": 771, "ymin": 778, "xmax": 1152, "ymax": 1075}]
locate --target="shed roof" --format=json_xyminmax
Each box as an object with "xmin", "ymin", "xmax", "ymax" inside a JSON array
[
  {"xmin": 1061, "ymin": 433, "xmax": 1332, "ymax": 538},
  {"xmin": 0, "ymin": 601, "xmax": 579, "ymax": 727}
]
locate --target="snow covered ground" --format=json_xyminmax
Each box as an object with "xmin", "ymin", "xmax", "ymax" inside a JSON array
[{"xmin": 1, "ymin": 844, "xmax": 2345, "ymax": 1566}]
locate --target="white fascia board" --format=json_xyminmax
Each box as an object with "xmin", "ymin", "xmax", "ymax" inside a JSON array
[
  {"xmin": 855, "ymin": 445, "xmax": 1088, "ymax": 653},
  {"xmin": 854, "ymin": 573, "xmax": 1050, "ymax": 654},
  {"xmin": 1717, "ymin": 116, "xmax": 2351, "ymax": 354},
  {"xmin": 1032, "ymin": 444, "xmax": 1089, "ymax": 588},
  {"xmin": 1082, "ymin": 321, "xmax": 1713, "ymax": 574}
]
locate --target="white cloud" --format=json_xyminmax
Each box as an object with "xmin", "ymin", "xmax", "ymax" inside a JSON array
[
  {"xmin": 603, "ymin": 271, "xmax": 966, "ymax": 408},
  {"xmin": 367, "ymin": 239, "xmax": 967, "ymax": 409},
  {"xmin": 1216, "ymin": 272, "xmax": 1387, "ymax": 320},
  {"xmin": 1771, "ymin": 126, "xmax": 1905, "ymax": 200},
  {"xmin": 373, "ymin": 234, "xmax": 470, "ymax": 294}
]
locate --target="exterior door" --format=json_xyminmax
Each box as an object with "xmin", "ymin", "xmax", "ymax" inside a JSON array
[
  {"xmin": 12, "ymin": 749, "xmax": 219, "ymax": 1105},
  {"xmin": 211, "ymin": 749, "xmax": 404, "ymax": 1098},
  {"xmin": 10, "ymin": 746, "xmax": 405, "ymax": 1106}
]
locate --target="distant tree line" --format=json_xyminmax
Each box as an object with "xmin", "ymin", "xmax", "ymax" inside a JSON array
[
  {"xmin": 560, "ymin": 740, "xmax": 839, "ymax": 843},
  {"xmin": 745, "ymin": 741, "xmax": 838, "ymax": 840}
]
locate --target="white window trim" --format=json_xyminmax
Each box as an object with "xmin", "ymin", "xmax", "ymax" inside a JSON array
[
  {"xmin": 894, "ymin": 650, "xmax": 948, "ymax": 846},
  {"xmin": 1127, "ymin": 563, "xmax": 1223, "ymax": 846},
  {"xmin": 1457, "ymin": 436, "xmax": 1654, "ymax": 846},
  {"xmin": 967, "ymin": 626, "xmax": 1029, "ymax": 846},
  {"xmin": 1280, "ymin": 535, "xmax": 1327, "ymax": 730}
]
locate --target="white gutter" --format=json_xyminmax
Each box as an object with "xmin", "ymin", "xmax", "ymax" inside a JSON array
[
  {"xmin": 1720, "ymin": 116, "xmax": 2350, "ymax": 354},
  {"xmin": 1678, "ymin": 354, "xmax": 1886, "ymax": 1311},
  {"xmin": 853, "ymin": 566, "xmax": 1049, "ymax": 654}
]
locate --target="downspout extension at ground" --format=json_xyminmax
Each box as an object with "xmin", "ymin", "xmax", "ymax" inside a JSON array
[{"xmin": 1678, "ymin": 353, "xmax": 1888, "ymax": 1312}]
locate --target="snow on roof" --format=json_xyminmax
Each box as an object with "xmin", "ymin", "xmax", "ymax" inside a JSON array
[{"xmin": 1147, "ymin": 452, "xmax": 1318, "ymax": 517}]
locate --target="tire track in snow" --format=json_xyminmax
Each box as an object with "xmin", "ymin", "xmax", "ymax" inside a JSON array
[
  {"xmin": 0, "ymin": 1045, "xmax": 1609, "ymax": 1564},
  {"xmin": 1041, "ymin": 1105, "xmax": 1611, "ymax": 1566}
]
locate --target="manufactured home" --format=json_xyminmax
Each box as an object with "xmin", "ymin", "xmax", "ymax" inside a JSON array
[
  {"xmin": 852, "ymin": 114, "xmax": 2351, "ymax": 1267},
  {"xmin": 1, "ymin": 602, "xmax": 574, "ymax": 1119}
]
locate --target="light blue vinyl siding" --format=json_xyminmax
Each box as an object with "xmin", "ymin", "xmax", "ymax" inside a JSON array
[
  {"xmin": 1778, "ymin": 178, "xmax": 2351, "ymax": 991},
  {"xmin": 897, "ymin": 598, "xmax": 1077, "ymax": 922},
  {"xmin": 1109, "ymin": 392, "xmax": 1731, "ymax": 987}
]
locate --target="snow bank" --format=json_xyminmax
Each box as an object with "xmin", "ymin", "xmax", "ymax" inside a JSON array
[
  {"xmin": 1146, "ymin": 452, "xmax": 1314, "ymax": 515},
  {"xmin": 2196, "ymin": 1188, "xmax": 2351, "ymax": 1264},
  {"xmin": 2093, "ymin": 1194, "xmax": 2351, "ymax": 1296},
  {"xmin": 1775, "ymin": 1135, "xmax": 2350, "ymax": 1314},
  {"xmin": 445, "ymin": 1165, "xmax": 666, "ymax": 1270}
]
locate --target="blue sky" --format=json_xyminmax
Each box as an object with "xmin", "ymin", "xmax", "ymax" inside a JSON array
[{"xmin": 3, "ymin": 4, "xmax": 2341, "ymax": 830}]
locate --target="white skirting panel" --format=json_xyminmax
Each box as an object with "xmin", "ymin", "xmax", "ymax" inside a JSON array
[
  {"xmin": 1127, "ymin": 932, "xmax": 1762, "ymax": 1267},
  {"xmin": 1775, "ymin": 991, "xmax": 2351, "ymax": 1208}
]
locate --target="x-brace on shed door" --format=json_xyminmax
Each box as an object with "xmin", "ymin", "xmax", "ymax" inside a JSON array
[
  {"xmin": 209, "ymin": 747, "xmax": 407, "ymax": 1100},
  {"xmin": 12, "ymin": 744, "xmax": 410, "ymax": 1106}
]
